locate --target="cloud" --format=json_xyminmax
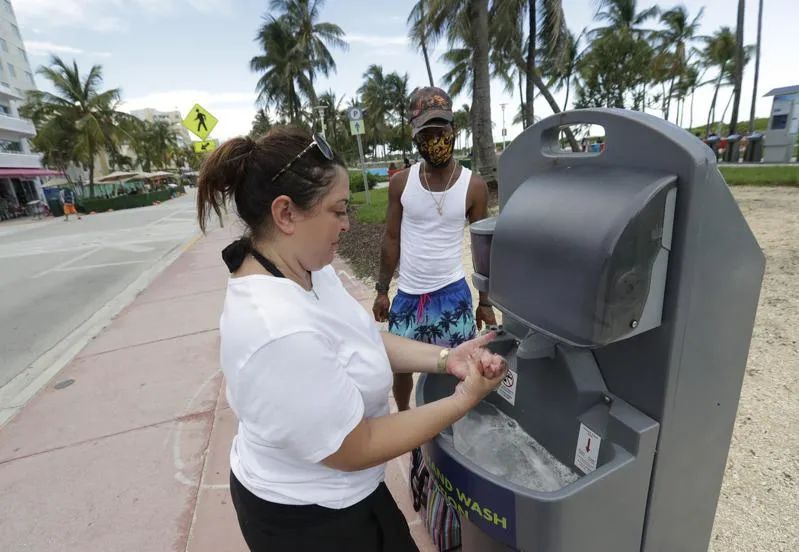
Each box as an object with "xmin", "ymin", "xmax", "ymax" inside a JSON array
[
  {"xmin": 25, "ymin": 41, "xmax": 112, "ymax": 58},
  {"xmin": 346, "ymin": 34, "xmax": 408, "ymax": 48},
  {"xmin": 15, "ymin": 1, "xmax": 124, "ymax": 32},
  {"xmin": 15, "ymin": 0, "xmax": 231, "ymax": 33}
]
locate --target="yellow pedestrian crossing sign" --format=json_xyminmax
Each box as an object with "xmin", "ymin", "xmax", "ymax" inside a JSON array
[
  {"xmin": 193, "ymin": 139, "xmax": 217, "ymax": 153},
  {"xmin": 350, "ymin": 119, "xmax": 365, "ymax": 136},
  {"xmin": 182, "ymin": 104, "xmax": 218, "ymax": 140}
]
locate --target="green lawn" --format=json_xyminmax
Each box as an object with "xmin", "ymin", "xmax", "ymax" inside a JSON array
[
  {"xmin": 348, "ymin": 166, "xmax": 798, "ymax": 225},
  {"xmin": 720, "ymin": 165, "xmax": 799, "ymax": 187},
  {"xmin": 351, "ymin": 187, "xmax": 389, "ymax": 223}
]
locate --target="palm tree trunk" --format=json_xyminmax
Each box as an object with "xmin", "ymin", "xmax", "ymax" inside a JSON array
[
  {"xmin": 689, "ymin": 86, "xmax": 696, "ymax": 129},
  {"xmin": 471, "ymin": 0, "xmax": 497, "ymax": 184},
  {"xmin": 719, "ymin": 91, "xmax": 734, "ymax": 135},
  {"xmin": 564, "ymin": 77, "xmax": 571, "ymax": 111},
  {"xmin": 470, "ymin": 96, "xmax": 479, "ymax": 169},
  {"xmin": 706, "ymin": 68, "xmax": 724, "ymax": 136},
  {"xmin": 518, "ymin": 72, "xmax": 526, "ymax": 127},
  {"xmin": 419, "ymin": 1, "xmax": 435, "ymax": 87},
  {"xmin": 421, "ymin": 43, "xmax": 435, "ymax": 87},
  {"xmin": 524, "ymin": 0, "xmax": 536, "ymax": 127},
  {"xmin": 748, "ymin": 0, "xmax": 763, "ymax": 133},
  {"xmin": 88, "ymin": 141, "xmax": 96, "ymax": 198},
  {"xmin": 531, "ymin": 71, "xmax": 580, "ymax": 152},
  {"xmin": 400, "ymin": 114, "xmax": 406, "ymax": 159},
  {"xmin": 308, "ymin": 73, "xmax": 319, "ymax": 112},
  {"xmin": 728, "ymin": 0, "xmax": 745, "ymax": 134},
  {"xmin": 665, "ymin": 77, "xmax": 676, "ymax": 120}
]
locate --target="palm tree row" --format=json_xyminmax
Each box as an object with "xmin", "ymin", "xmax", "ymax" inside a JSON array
[{"xmin": 248, "ymin": 0, "xmax": 761, "ymax": 170}]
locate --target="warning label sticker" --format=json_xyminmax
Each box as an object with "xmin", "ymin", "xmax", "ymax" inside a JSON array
[
  {"xmin": 575, "ymin": 423, "xmax": 601, "ymax": 474},
  {"xmin": 496, "ymin": 364, "xmax": 517, "ymax": 405}
]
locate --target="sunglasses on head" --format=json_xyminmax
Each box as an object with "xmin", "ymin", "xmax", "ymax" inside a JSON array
[{"xmin": 272, "ymin": 133, "xmax": 334, "ymax": 183}]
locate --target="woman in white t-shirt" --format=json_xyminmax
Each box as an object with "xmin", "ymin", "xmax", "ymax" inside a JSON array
[{"xmin": 196, "ymin": 127, "xmax": 506, "ymax": 552}]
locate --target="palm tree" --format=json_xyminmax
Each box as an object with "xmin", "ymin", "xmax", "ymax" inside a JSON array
[
  {"xmin": 249, "ymin": 109, "xmax": 273, "ymax": 138},
  {"xmin": 728, "ymin": 0, "xmax": 745, "ymax": 135},
  {"xmin": 21, "ymin": 56, "xmax": 125, "ymax": 197},
  {"xmin": 426, "ymin": 0, "xmax": 497, "ymax": 184},
  {"xmin": 359, "ymin": 65, "xmax": 392, "ymax": 160},
  {"xmin": 122, "ymin": 119, "xmax": 179, "ymax": 172},
  {"xmin": 715, "ymin": 45, "xmax": 754, "ymax": 135},
  {"xmin": 576, "ymin": 0, "xmax": 658, "ymax": 115},
  {"xmin": 268, "ymin": 0, "xmax": 347, "ymax": 107},
  {"xmin": 701, "ymin": 26, "xmax": 736, "ymax": 136},
  {"xmin": 386, "ymin": 72, "xmax": 411, "ymax": 158},
  {"xmin": 593, "ymin": 0, "xmax": 659, "ymax": 39},
  {"xmin": 748, "ymin": 0, "xmax": 764, "ymax": 133},
  {"xmin": 453, "ymin": 105, "xmax": 471, "ymax": 152},
  {"xmin": 657, "ymin": 6, "xmax": 704, "ymax": 121},
  {"xmin": 407, "ymin": 0, "xmax": 436, "ymax": 86},
  {"xmin": 441, "ymin": 45, "xmax": 473, "ymax": 100},
  {"xmin": 492, "ymin": 0, "xmax": 569, "ymax": 128},
  {"xmin": 317, "ymin": 90, "xmax": 345, "ymax": 144},
  {"xmin": 540, "ymin": 29, "xmax": 583, "ymax": 111},
  {"xmin": 672, "ymin": 62, "xmax": 700, "ymax": 128},
  {"xmin": 486, "ymin": 4, "xmax": 534, "ymax": 128},
  {"xmin": 250, "ymin": 16, "xmax": 310, "ymax": 124}
]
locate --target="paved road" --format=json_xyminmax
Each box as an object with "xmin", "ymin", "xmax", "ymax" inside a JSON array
[{"xmin": 0, "ymin": 191, "xmax": 200, "ymax": 390}]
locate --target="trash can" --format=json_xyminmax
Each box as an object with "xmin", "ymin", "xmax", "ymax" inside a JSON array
[
  {"xmin": 417, "ymin": 108, "xmax": 765, "ymax": 551},
  {"xmin": 703, "ymin": 135, "xmax": 720, "ymax": 160},
  {"xmin": 744, "ymin": 132, "xmax": 764, "ymax": 162},
  {"xmin": 47, "ymin": 200, "xmax": 63, "ymax": 218},
  {"xmin": 723, "ymin": 134, "xmax": 742, "ymax": 162}
]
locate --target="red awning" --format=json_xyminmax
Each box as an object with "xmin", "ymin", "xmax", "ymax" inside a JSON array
[{"xmin": 0, "ymin": 168, "xmax": 63, "ymax": 178}]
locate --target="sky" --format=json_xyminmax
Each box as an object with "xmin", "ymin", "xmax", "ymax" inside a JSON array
[{"xmin": 15, "ymin": 0, "xmax": 798, "ymax": 143}]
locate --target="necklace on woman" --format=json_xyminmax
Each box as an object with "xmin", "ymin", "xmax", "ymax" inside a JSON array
[{"xmin": 421, "ymin": 162, "xmax": 458, "ymax": 215}]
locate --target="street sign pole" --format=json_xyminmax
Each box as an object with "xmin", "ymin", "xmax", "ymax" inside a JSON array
[
  {"xmin": 347, "ymin": 105, "xmax": 369, "ymax": 205},
  {"xmin": 355, "ymin": 134, "xmax": 370, "ymax": 205}
]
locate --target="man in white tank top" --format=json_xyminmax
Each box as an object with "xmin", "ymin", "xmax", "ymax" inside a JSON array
[{"xmin": 371, "ymin": 85, "xmax": 497, "ymax": 551}]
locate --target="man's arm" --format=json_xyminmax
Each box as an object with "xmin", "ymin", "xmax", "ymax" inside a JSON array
[
  {"xmin": 466, "ymin": 173, "xmax": 497, "ymax": 329},
  {"xmin": 372, "ymin": 170, "xmax": 407, "ymax": 322}
]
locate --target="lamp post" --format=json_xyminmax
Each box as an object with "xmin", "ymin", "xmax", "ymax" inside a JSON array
[{"xmin": 500, "ymin": 103, "xmax": 508, "ymax": 150}]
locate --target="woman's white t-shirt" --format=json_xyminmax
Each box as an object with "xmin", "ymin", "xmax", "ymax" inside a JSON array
[{"xmin": 221, "ymin": 265, "xmax": 393, "ymax": 509}]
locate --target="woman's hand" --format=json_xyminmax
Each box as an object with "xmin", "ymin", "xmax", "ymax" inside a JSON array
[
  {"xmin": 446, "ymin": 331, "xmax": 506, "ymax": 380},
  {"xmin": 451, "ymin": 347, "xmax": 507, "ymax": 408}
]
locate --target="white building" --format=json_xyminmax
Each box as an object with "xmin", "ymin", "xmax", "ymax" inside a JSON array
[
  {"xmin": 130, "ymin": 108, "xmax": 193, "ymax": 148},
  {"xmin": 0, "ymin": 0, "xmax": 54, "ymax": 213}
]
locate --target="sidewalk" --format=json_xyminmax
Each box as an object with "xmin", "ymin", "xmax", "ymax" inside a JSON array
[{"xmin": 0, "ymin": 223, "xmax": 435, "ymax": 551}]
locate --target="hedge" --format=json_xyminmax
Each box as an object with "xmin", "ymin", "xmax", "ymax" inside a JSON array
[
  {"xmin": 78, "ymin": 188, "xmax": 177, "ymax": 213},
  {"xmin": 348, "ymin": 170, "xmax": 380, "ymax": 194}
]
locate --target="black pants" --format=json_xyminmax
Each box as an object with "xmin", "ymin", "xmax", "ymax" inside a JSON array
[{"xmin": 230, "ymin": 471, "xmax": 418, "ymax": 552}]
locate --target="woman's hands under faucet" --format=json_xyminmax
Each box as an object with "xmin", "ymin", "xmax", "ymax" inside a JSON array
[{"xmin": 446, "ymin": 331, "xmax": 507, "ymax": 381}]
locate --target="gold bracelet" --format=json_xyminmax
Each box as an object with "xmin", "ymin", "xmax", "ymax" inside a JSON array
[{"xmin": 436, "ymin": 348, "xmax": 450, "ymax": 374}]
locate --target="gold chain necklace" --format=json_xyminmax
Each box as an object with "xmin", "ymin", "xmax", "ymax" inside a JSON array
[{"xmin": 421, "ymin": 162, "xmax": 458, "ymax": 216}]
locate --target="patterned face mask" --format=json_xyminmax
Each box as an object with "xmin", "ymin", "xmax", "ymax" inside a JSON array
[{"xmin": 415, "ymin": 128, "xmax": 455, "ymax": 167}]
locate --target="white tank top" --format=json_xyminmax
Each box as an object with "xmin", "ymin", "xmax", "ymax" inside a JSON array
[{"xmin": 398, "ymin": 162, "xmax": 471, "ymax": 294}]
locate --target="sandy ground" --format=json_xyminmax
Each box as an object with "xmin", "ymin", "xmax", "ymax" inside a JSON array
[
  {"xmin": 373, "ymin": 186, "xmax": 798, "ymax": 551},
  {"xmin": 709, "ymin": 187, "xmax": 798, "ymax": 552}
]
